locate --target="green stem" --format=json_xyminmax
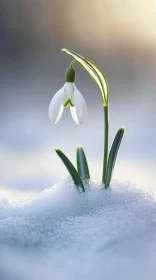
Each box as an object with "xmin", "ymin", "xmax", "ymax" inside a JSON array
[
  {"xmin": 70, "ymin": 60, "xmax": 77, "ymax": 68},
  {"xmin": 102, "ymin": 105, "xmax": 109, "ymax": 184}
]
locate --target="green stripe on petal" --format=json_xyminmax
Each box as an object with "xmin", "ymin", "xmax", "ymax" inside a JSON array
[{"xmin": 63, "ymin": 99, "xmax": 74, "ymax": 107}]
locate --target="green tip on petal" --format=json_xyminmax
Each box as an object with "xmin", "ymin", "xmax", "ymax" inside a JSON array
[{"xmin": 65, "ymin": 67, "xmax": 75, "ymax": 82}]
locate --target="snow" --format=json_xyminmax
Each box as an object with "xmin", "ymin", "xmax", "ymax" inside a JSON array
[{"xmin": 0, "ymin": 178, "xmax": 156, "ymax": 280}]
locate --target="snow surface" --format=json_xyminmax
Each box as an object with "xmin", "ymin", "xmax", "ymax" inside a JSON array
[{"xmin": 0, "ymin": 178, "xmax": 156, "ymax": 280}]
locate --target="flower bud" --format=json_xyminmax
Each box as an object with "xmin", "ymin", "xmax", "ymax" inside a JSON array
[{"xmin": 65, "ymin": 67, "xmax": 75, "ymax": 82}]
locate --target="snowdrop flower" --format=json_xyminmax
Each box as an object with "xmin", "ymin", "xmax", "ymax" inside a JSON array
[{"xmin": 49, "ymin": 67, "xmax": 87, "ymax": 125}]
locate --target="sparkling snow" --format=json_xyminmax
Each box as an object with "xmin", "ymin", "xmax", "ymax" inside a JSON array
[{"xmin": 0, "ymin": 178, "xmax": 156, "ymax": 280}]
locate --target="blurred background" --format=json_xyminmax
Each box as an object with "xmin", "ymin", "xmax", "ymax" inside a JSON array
[{"xmin": 0, "ymin": 0, "xmax": 156, "ymax": 200}]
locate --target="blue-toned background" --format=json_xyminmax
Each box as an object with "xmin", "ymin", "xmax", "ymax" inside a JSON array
[{"xmin": 0, "ymin": 0, "xmax": 156, "ymax": 199}]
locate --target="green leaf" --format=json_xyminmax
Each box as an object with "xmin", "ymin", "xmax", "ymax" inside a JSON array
[
  {"xmin": 84, "ymin": 58, "xmax": 109, "ymax": 105},
  {"xmin": 62, "ymin": 48, "xmax": 108, "ymax": 106},
  {"xmin": 77, "ymin": 146, "xmax": 90, "ymax": 180},
  {"xmin": 105, "ymin": 127, "xmax": 125, "ymax": 189},
  {"xmin": 55, "ymin": 148, "xmax": 85, "ymax": 192}
]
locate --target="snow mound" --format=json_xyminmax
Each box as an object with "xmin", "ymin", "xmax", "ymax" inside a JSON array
[{"xmin": 0, "ymin": 178, "xmax": 156, "ymax": 280}]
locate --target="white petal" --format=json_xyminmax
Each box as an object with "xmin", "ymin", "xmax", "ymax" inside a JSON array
[
  {"xmin": 49, "ymin": 86, "xmax": 64, "ymax": 124},
  {"xmin": 70, "ymin": 106, "xmax": 79, "ymax": 124},
  {"xmin": 63, "ymin": 82, "xmax": 74, "ymax": 106},
  {"xmin": 54, "ymin": 105, "xmax": 64, "ymax": 124},
  {"xmin": 70, "ymin": 87, "xmax": 87, "ymax": 125}
]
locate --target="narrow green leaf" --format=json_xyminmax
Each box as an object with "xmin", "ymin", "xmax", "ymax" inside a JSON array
[
  {"xmin": 105, "ymin": 127, "xmax": 125, "ymax": 189},
  {"xmin": 77, "ymin": 146, "xmax": 90, "ymax": 180},
  {"xmin": 55, "ymin": 148, "xmax": 85, "ymax": 192},
  {"xmin": 84, "ymin": 59, "xmax": 109, "ymax": 104},
  {"xmin": 62, "ymin": 48, "xmax": 108, "ymax": 106}
]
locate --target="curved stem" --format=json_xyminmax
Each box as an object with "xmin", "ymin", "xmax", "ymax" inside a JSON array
[
  {"xmin": 70, "ymin": 60, "xmax": 77, "ymax": 68},
  {"xmin": 102, "ymin": 105, "xmax": 109, "ymax": 184},
  {"xmin": 69, "ymin": 59, "xmax": 109, "ymax": 185}
]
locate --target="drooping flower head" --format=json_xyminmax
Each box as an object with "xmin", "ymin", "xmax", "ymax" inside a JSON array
[{"xmin": 49, "ymin": 66, "xmax": 87, "ymax": 125}]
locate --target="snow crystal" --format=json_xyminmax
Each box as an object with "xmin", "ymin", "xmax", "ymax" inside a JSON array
[{"xmin": 0, "ymin": 178, "xmax": 156, "ymax": 280}]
